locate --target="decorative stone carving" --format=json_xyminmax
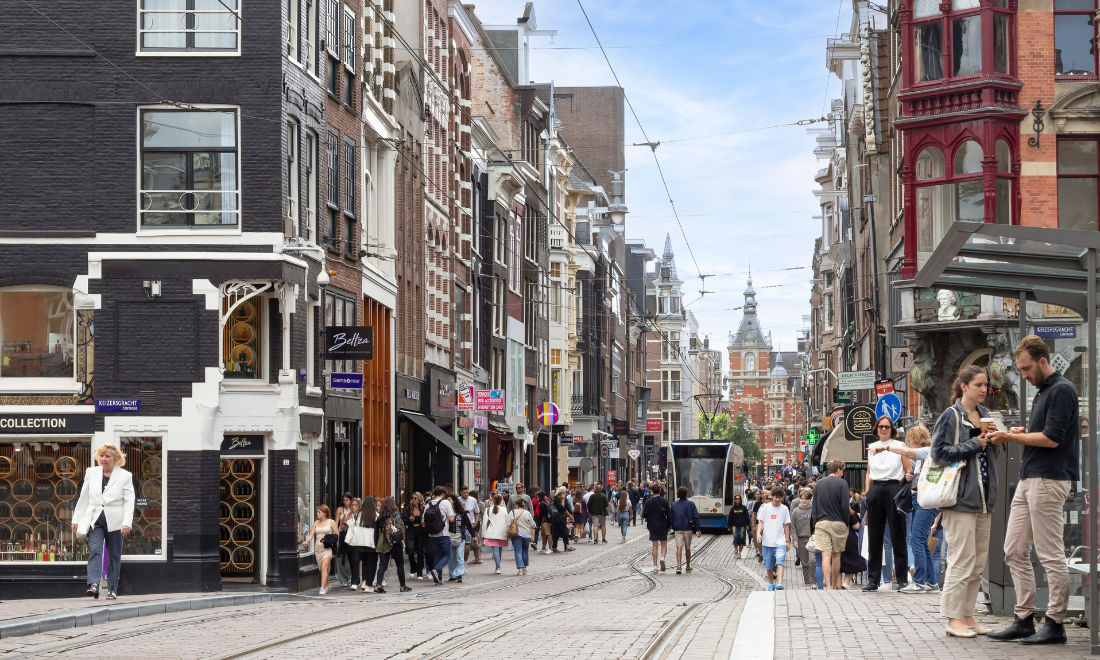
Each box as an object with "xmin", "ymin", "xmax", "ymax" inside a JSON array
[
  {"xmin": 937, "ymin": 289, "xmax": 960, "ymax": 321},
  {"xmin": 909, "ymin": 337, "xmax": 935, "ymax": 397},
  {"xmin": 984, "ymin": 331, "xmax": 1020, "ymax": 412},
  {"xmin": 860, "ymin": 25, "xmax": 877, "ymax": 155}
]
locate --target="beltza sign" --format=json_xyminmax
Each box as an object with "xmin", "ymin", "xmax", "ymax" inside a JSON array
[
  {"xmin": 221, "ymin": 434, "xmax": 265, "ymax": 454},
  {"xmin": 324, "ymin": 326, "xmax": 374, "ymax": 360}
]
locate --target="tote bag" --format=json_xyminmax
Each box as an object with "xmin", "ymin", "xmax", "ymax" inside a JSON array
[{"xmin": 916, "ymin": 408, "xmax": 966, "ymax": 509}]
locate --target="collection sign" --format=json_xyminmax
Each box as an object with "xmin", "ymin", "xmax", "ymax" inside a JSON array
[
  {"xmin": 329, "ymin": 373, "xmax": 363, "ymax": 389},
  {"xmin": 475, "ymin": 390, "xmax": 505, "ymax": 412},
  {"xmin": 0, "ymin": 414, "xmax": 95, "ymax": 435},
  {"xmin": 96, "ymin": 398, "xmax": 140, "ymax": 413},
  {"xmin": 324, "ymin": 326, "xmax": 374, "ymax": 359},
  {"xmin": 221, "ymin": 434, "xmax": 264, "ymax": 454},
  {"xmin": 838, "ymin": 370, "xmax": 876, "ymax": 390}
]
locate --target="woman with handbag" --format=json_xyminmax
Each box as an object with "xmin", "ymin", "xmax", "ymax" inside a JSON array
[
  {"xmin": 372, "ymin": 497, "xmax": 411, "ymax": 593},
  {"xmin": 405, "ymin": 492, "xmax": 427, "ymax": 579},
  {"xmin": 870, "ymin": 425, "xmax": 940, "ymax": 594},
  {"xmin": 508, "ymin": 499, "xmax": 536, "ymax": 574},
  {"xmin": 71, "ymin": 443, "xmax": 135, "ymax": 600},
  {"xmin": 333, "ymin": 492, "xmax": 356, "ymax": 587},
  {"xmin": 301, "ymin": 504, "xmax": 340, "ymax": 594},
  {"xmin": 345, "ymin": 496, "xmax": 378, "ymax": 592},
  {"xmin": 482, "ymin": 493, "xmax": 511, "ymax": 574},
  {"xmin": 929, "ymin": 365, "xmax": 999, "ymax": 638},
  {"xmin": 863, "ymin": 415, "xmax": 912, "ymax": 591}
]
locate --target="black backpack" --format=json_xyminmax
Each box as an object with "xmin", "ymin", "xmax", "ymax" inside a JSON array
[{"xmin": 424, "ymin": 499, "xmax": 446, "ymax": 535}]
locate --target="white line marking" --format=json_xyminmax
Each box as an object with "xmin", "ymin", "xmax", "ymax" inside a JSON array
[{"xmin": 729, "ymin": 591, "xmax": 774, "ymax": 660}]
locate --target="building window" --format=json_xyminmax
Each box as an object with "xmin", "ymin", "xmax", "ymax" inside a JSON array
[
  {"xmin": 914, "ymin": 141, "xmax": 1014, "ymax": 266},
  {"xmin": 550, "ymin": 281, "xmax": 561, "ymax": 323},
  {"xmin": 140, "ymin": 109, "xmax": 238, "ymax": 227},
  {"xmin": 287, "ymin": 0, "xmax": 300, "ymax": 60},
  {"xmin": 343, "ymin": 70, "xmax": 354, "ymax": 106},
  {"xmin": 1058, "ymin": 137, "xmax": 1100, "ymax": 230},
  {"xmin": 0, "ymin": 288, "xmax": 75, "ymax": 381},
  {"xmin": 139, "ymin": 0, "xmax": 239, "ymax": 53},
  {"xmin": 327, "ymin": 55, "xmax": 338, "ymax": 93},
  {"xmin": 343, "ymin": 140, "xmax": 355, "ymax": 214},
  {"xmin": 912, "ymin": 0, "xmax": 1013, "ymax": 83},
  {"xmin": 1055, "ymin": 0, "xmax": 1097, "ymax": 76},
  {"xmin": 550, "ymin": 262, "xmax": 562, "ymax": 279},
  {"xmin": 326, "ymin": 129, "xmax": 339, "ymax": 208},
  {"xmin": 224, "ymin": 297, "xmax": 263, "ymax": 378},
  {"xmin": 306, "ymin": 0, "xmax": 318, "ymax": 74},
  {"xmin": 304, "ymin": 130, "xmax": 318, "ymax": 242},
  {"xmin": 287, "ymin": 120, "xmax": 300, "ymax": 234},
  {"xmin": 455, "ymin": 286, "xmax": 466, "ymax": 367},
  {"xmin": 342, "ymin": 8, "xmax": 355, "ymax": 70},
  {"xmin": 745, "ymin": 353, "xmax": 755, "ymax": 372},
  {"xmin": 662, "ymin": 370, "xmax": 680, "ymax": 401},
  {"xmin": 344, "ymin": 216, "xmax": 355, "ymax": 257},
  {"xmin": 551, "ymin": 349, "xmax": 562, "ymax": 366},
  {"xmin": 611, "ymin": 342, "xmax": 622, "ymax": 394},
  {"xmin": 326, "ymin": 0, "xmax": 339, "ymax": 56},
  {"xmin": 326, "ymin": 293, "xmax": 356, "ymax": 376},
  {"xmin": 952, "ymin": 13, "xmax": 981, "ymax": 77},
  {"xmin": 296, "ymin": 440, "xmax": 313, "ymax": 555}
]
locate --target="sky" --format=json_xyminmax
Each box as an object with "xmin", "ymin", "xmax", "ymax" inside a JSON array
[{"xmin": 468, "ymin": 0, "xmax": 851, "ymax": 361}]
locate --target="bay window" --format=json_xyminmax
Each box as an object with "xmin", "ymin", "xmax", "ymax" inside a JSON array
[
  {"xmin": 1055, "ymin": 0, "xmax": 1096, "ymax": 77},
  {"xmin": 910, "ymin": 0, "xmax": 1013, "ymax": 84},
  {"xmin": 915, "ymin": 139, "xmax": 1014, "ymax": 266},
  {"xmin": 141, "ymin": 109, "xmax": 238, "ymax": 228},
  {"xmin": 1058, "ymin": 138, "xmax": 1100, "ymax": 230},
  {"xmin": 0, "ymin": 288, "xmax": 75, "ymax": 381}
]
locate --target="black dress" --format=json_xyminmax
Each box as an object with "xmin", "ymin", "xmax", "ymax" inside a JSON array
[{"xmin": 840, "ymin": 512, "xmax": 866, "ymax": 575}]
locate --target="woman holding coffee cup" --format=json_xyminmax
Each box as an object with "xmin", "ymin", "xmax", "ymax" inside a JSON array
[{"xmin": 929, "ymin": 365, "xmax": 1000, "ymax": 639}]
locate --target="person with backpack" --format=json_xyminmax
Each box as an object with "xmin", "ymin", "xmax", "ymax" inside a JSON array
[
  {"xmin": 424, "ymin": 486, "xmax": 454, "ymax": 585},
  {"xmin": 372, "ymin": 497, "xmax": 411, "ymax": 593},
  {"xmin": 509, "ymin": 499, "xmax": 536, "ymax": 574},
  {"xmin": 534, "ymin": 490, "xmax": 554, "ymax": 554},
  {"xmin": 670, "ymin": 486, "xmax": 701, "ymax": 573},
  {"xmin": 446, "ymin": 493, "xmax": 473, "ymax": 583},
  {"xmin": 641, "ymin": 485, "xmax": 672, "ymax": 572}
]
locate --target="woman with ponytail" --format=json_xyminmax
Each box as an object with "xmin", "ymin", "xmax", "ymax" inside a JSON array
[
  {"xmin": 482, "ymin": 493, "xmax": 510, "ymax": 574},
  {"xmin": 931, "ymin": 365, "xmax": 999, "ymax": 638}
]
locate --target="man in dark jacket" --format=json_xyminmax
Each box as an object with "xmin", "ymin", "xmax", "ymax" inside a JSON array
[
  {"xmin": 628, "ymin": 482, "xmax": 640, "ymax": 526},
  {"xmin": 641, "ymin": 486, "xmax": 672, "ymax": 572},
  {"xmin": 587, "ymin": 485, "xmax": 610, "ymax": 544},
  {"xmin": 670, "ymin": 486, "xmax": 701, "ymax": 574}
]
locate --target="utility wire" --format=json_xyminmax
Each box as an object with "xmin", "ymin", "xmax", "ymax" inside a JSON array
[{"xmin": 575, "ymin": 0, "xmax": 702, "ymax": 279}]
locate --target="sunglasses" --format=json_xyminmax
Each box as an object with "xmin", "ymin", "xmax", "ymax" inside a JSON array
[{"xmin": 877, "ymin": 425, "xmax": 893, "ymax": 430}]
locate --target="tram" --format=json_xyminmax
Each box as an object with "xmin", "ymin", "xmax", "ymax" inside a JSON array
[{"xmin": 666, "ymin": 440, "xmax": 746, "ymax": 531}]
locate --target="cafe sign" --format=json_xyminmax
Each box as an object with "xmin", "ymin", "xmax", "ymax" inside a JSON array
[{"xmin": 221, "ymin": 434, "xmax": 265, "ymax": 454}]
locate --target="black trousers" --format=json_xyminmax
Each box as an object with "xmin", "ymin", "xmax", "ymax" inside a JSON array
[
  {"xmin": 406, "ymin": 532, "xmax": 425, "ymax": 576},
  {"xmin": 375, "ymin": 542, "xmax": 407, "ymax": 588},
  {"xmin": 346, "ymin": 546, "xmax": 377, "ymax": 586},
  {"xmin": 866, "ymin": 480, "xmax": 908, "ymax": 586}
]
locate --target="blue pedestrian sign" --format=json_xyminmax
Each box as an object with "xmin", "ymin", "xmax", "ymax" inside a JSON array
[{"xmin": 876, "ymin": 392, "xmax": 902, "ymax": 422}]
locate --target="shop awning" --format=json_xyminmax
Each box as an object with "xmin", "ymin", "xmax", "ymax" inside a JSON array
[{"xmin": 400, "ymin": 411, "xmax": 479, "ymax": 461}]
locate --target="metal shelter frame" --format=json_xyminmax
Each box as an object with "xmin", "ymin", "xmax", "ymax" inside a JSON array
[{"xmin": 911, "ymin": 220, "xmax": 1099, "ymax": 654}]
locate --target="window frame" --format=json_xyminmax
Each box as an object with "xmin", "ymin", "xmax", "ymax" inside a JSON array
[
  {"xmin": 0, "ymin": 286, "xmax": 79, "ymax": 392},
  {"xmin": 325, "ymin": 291, "xmax": 357, "ymax": 378},
  {"xmin": 1057, "ymin": 135, "xmax": 1100, "ymax": 231},
  {"xmin": 287, "ymin": 119, "xmax": 300, "ymax": 236},
  {"xmin": 1054, "ymin": 0, "xmax": 1098, "ymax": 79},
  {"xmin": 304, "ymin": 129, "xmax": 318, "ymax": 243},
  {"xmin": 137, "ymin": 106, "xmax": 241, "ymax": 233},
  {"xmin": 136, "ymin": 0, "xmax": 241, "ymax": 57},
  {"xmin": 223, "ymin": 295, "xmax": 266, "ymax": 381},
  {"xmin": 909, "ymin": 0, "xmax": 1014, "ymax": 87}
]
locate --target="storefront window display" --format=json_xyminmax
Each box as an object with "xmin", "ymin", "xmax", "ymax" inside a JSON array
[
  {"xmin": 296, "ymin": 440, "xmax": 312, "ymax": 556},
  {"xmin": 223, "ymin": 298, "xmax": 263, "ymax": 379},
  {"xmin": 0, "ymin": 289, "xmax": 75, "ymax": 379},
  {"xmin": 0, "ymin": 438, "xmax": 164, "ymax": 562}
]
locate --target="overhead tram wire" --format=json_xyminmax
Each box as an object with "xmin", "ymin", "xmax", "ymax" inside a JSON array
[{"xmin": 574, "ymin": 0, "xmax": 702, "ymax": 279}]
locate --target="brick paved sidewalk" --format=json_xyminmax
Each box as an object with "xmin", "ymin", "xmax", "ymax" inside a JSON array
[{"xmin": 773, "ymin": 588, "xmax": 1095, "ymax": 659}]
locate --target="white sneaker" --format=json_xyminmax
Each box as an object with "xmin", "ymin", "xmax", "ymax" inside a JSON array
[
  {"xmin": 878, "ymin": 583, "xmax": 894, "ymax": 592},
  {"xmin": 495, "ymin": 567, "xmax": 501, "ymax": 574},
  {"xmin": 318, "ymin": 587, "xmax": 328, "ymax": 595},
  {"xmin": 382, "ymin": 579, "xmax": 388, "ymax": 587},
  {"xmin": 650, "ymin": 565, "xmax": 659, "ymax": 573},
  {"xmin": 923, "ymin": 583, "xmax": 940, "ymax": 592},
  {"xmin": 899, "ymin": 582, "xmax": 924, "ymax": 594}
]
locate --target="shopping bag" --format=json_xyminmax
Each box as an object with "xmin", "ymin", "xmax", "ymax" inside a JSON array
[{"xmin": 917, "ymin": 408, "xmax": 965, "ymax": 509}]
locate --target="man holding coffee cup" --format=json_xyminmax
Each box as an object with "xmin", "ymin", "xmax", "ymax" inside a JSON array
[{"xmin": 987, "ymin": 335, "xmax": 1080, "ymax": 645}]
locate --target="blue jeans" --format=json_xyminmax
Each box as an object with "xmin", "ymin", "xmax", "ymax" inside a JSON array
[
  {"xmin": 932, "ymin": 526, "xmax": 945, "ymax": 584},
  {"xmin": 910, "ymin": 494, "xmax": 939, "ymax": 585},
  {"xmin": 512, "ymin": 537, "xmax": 529, "ymax": 568},
  {"xmin": 492, "ymin": 545, "xmax": 502, "ymax": 567},
  {"xmin": 86, "ymin": 524, "xmax": 122, "ymax": 591},
  {"xmin": 814, "ymin": 551, "xmax": 825, "ymax": 589},
  {"xmin": 430, "ymin": 536, "xmax": 451, "ymax": 576},
  {"xmin": 618, "ymin": 512, "xmax": 630, "ymax": 538},
  {"xmin": 448, "ymin": 539, "xmax": 465, "ymax": 578}
]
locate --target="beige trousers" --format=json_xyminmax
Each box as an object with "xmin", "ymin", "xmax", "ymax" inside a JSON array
[
  {"xmin": 939, "ymin": 510, "xmax": 990, "ymax": 620},
  {"xmin": 1004, "ymin": 477, "xmax": 1072, "ymax": 622}
]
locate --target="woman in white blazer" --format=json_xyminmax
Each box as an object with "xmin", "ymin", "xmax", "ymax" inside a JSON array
[{"xmin": 71, "ymin": 443, "xmax": 135, "ymax": 600}]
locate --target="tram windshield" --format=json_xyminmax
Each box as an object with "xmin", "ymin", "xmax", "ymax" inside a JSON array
[{"xmin": 672, "ymin": 444, "xmax": 727, "ymax": 499}]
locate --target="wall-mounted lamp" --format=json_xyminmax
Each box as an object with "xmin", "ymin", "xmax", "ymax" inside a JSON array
[{"xmin": 143, "ymin": 280, "xmax": 162, "ymax": 298}]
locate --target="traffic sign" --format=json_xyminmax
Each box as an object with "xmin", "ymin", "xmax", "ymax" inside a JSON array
[
  {"xmin": 536, "ymin": 401, "xmax": 560, "ymax": 426},
  {"xmin": 875, "ymin": 380, "xmax": 895, "ymax": 396},
  {"xmin": 580, "ymin": 458, "xmax": 594, "ymax": 471},
  {"xmin": 876, "ymin": 392, "xmax": 902, "ymax": 422},
  {"xmin": 838, "ymin": 370, "xmax": 876, "ymax": 390},
  {"xmin": 890, "ymin": 347, "xmax": 914, "ymax": 373}
]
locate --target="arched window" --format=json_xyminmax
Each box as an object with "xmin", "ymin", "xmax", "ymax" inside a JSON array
[
  {"xmin": 916, "ymin": 146, "xmax": 945, "ymax": 180},
  {"xmin": 954, "ymin": 140, "xmax": 983, "ymax": 174},
  {"xmin": 996, "ymin": 139, "xmax": 1013, "ymax": 224},
  {"xmin": 745, "ymin": 353, "xmax": 755, "ymax": 372}
]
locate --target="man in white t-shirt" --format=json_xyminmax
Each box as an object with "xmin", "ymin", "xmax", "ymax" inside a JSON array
[
  {"xmin": 427, "ymin": 486, "xmax": 455, "ymax": 585},
  {"xmin": 756, "ymin": 487, "xmax": 792, "ymax": 591},
  {"xmin": 459, "ymin": 486, "xmax": 480, "ymax": 564}
]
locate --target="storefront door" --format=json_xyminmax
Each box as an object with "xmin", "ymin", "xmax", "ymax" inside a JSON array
[{"xmin": 219, "ymin": 456, "xmax": 261, "ymax": 582}]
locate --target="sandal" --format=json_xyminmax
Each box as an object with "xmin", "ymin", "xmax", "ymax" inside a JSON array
[
  {"xmin": 400, "ymin": 585, "xmax": 412, "ymax": 592},
  {"xmin": 373, "ymin": 586, "xmax": 385, "ymax": 594},
  {"xmin": 87, "ymin": 584, "xmax": 99, "ymax": 599},
  {"xmin": 106, "ymin": 591, "xmax": 117, "ymax": 600}
]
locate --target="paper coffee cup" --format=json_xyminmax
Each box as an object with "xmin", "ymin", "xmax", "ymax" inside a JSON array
[{"xmin": 980, "ymin": 418, "xmax": 995, "ymax": 432}]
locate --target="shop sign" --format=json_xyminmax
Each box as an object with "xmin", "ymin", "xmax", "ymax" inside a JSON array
[
  {"xmin": 96, "ymin": 398, "xmax": 140, "ymax": 413},
  {"xmin": 613, "ymin": 419, "xmax": 628, "ymax": 435},
  {"xmin": 405, "ymin": 389, "xmax": 420, "ymax": 401},
  {"xmin": 472, "ymin": 415, "xmax": 488, "ymax": 431},
  {"xmin": 568, "ymin": 443, "xmax": 584, "ymax": 457},
  {"xmin": 221, "ymin": 434, "xmax": 264, "ymax": 454},
  {"xmin": 805, "ymin": 430, "xmax": 819, "ymax": 446},
  {"xmin": 324, "ymin": 326, "xmax": 374, "ymax": 359},
  {"xmin": 329, "ymin": 373, "xmax": 363, "ymax": 389},
  {"xmin": 599, "ymin": 437, "xmax": 617, "ymax": 447},
  {"xmin": 456, "ymin": 380, "xmax": 475, "ymax": 411},
  {"xmin": 573, "ymin": 435, "xmax": 585, "ymax": 444},
  {"xmin": 607, "ymin": 470, "xmax": 617, "ymax": 484},
  {"xmin": 645, "ymin": 419, "xmax": 663, "ymax": 432},
  {"xmin": 627, "ymin": 432, "xmax": 639, "ymax": 442},
  {"xmin": 537, "ymin": 402, "xmax": 560, "ymax": 426},
  {"xmin": 1035, "ymin": 325, "xmax": 1076, "ymax": 338},
  {"xmin": 0, "ymin": 414, "xmax": 95, "ymax": 435},
  {"xmin": 475, "ymin": 390, "xmax": 505, "ymax": 412},
  {"xmin": 843, "ymin": 405, "xmax": 876, "ymax": 443},
  {"xmin": 838, "ymin": 370, "xmax": 875, "ymax": 390},
  {"xmin": 559, "ymin": 433, "xmax": 574, "ymax": 446},
  {"xmin": 609, "ymin": 448, "xmax": 620, "ymax": 459},
  {"xmin": 833, "ymin": 389, "xmax": 852, "ymax": 404},
  {"xmin": 628, "ymin": 449, "xmax": 641, "ymax": 461}
]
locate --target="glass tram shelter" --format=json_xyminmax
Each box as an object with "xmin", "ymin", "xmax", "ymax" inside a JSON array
[{"xmin": 909, "ymin": 220, "xmax": 1100, "ymax": 654}]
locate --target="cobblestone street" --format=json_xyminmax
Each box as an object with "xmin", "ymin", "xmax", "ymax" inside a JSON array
[{"xmin": 5, "ymin": 529, "xmax": 1097, "ymax": 659}]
